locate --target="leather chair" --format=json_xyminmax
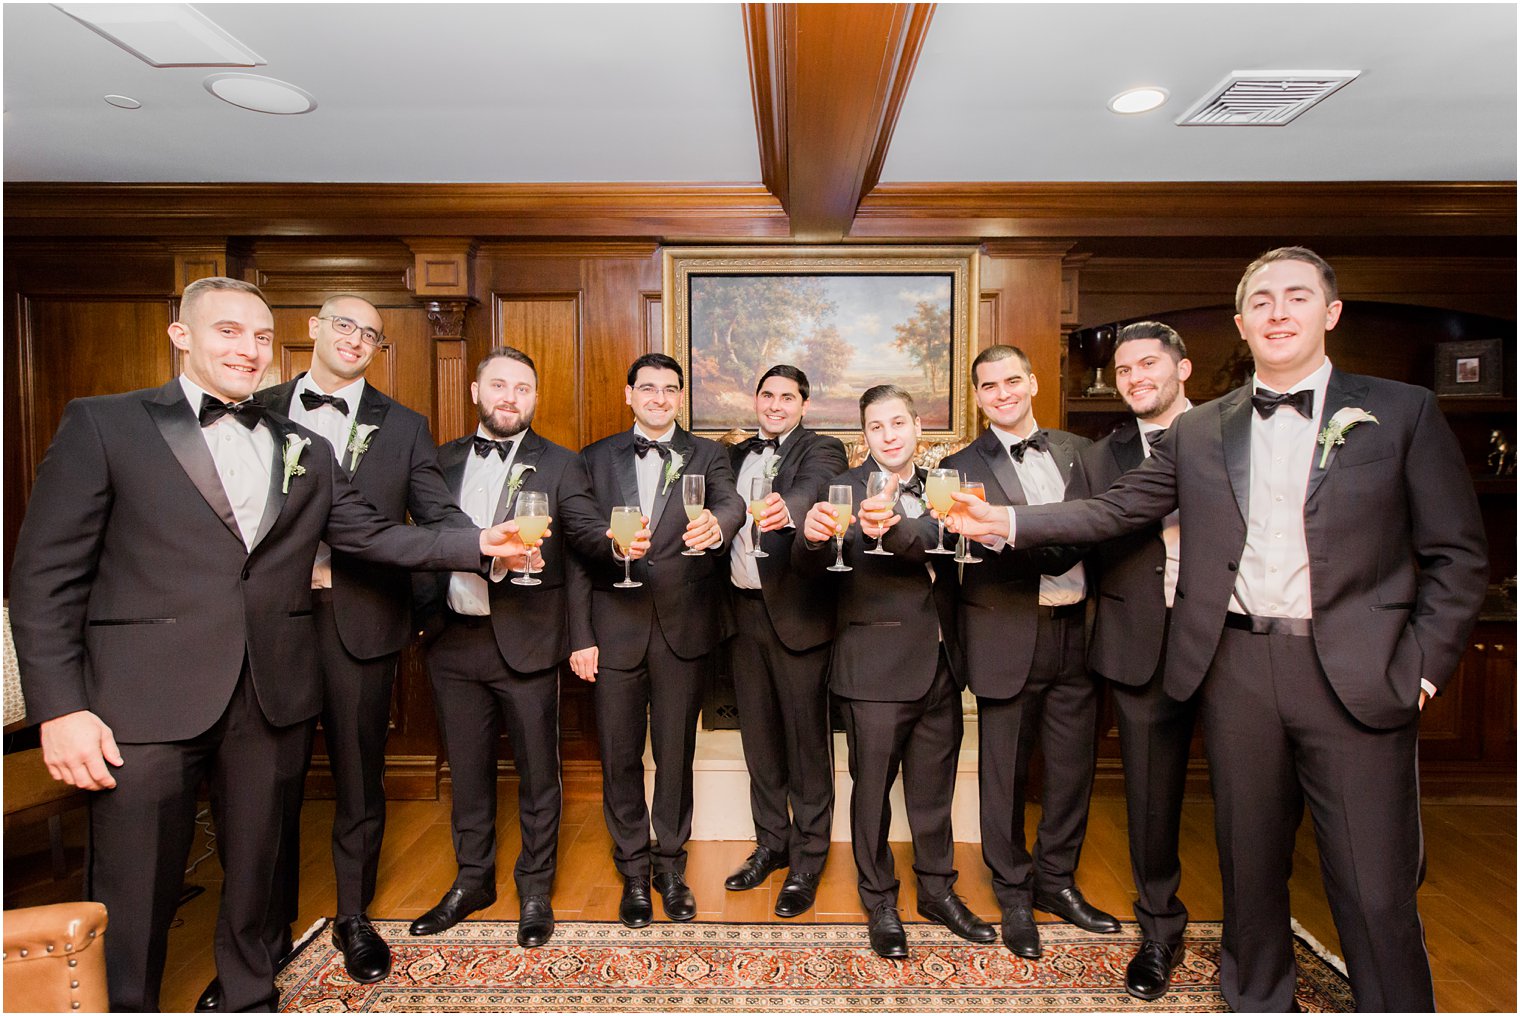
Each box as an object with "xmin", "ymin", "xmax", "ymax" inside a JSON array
[{"xmin": 2, "ymin": 901, "xmax": 109, "ymax": 1012}]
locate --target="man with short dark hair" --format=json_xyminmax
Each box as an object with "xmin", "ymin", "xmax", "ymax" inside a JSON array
[
  {"xmin": 568, "ymin": 353, "xmax": 745, "ymax": 927},
  {"xmin": 722, "ymin": 365, "xmax": 847, "ymax": 918},
  {"xmin": 9, "ymin": 278, "xmax": 528, "ymax": 1013},
  {"xmin": 1082, "ymin": 321, "xmax": 1197, "ymax": 1000},
  {"xmin": 946, "ymin": 248, "xmax": 1488, "ymax": 1011},
  {"xmin": 938, "ymin": 345, "xmax": 1115, "ymax": 961}
]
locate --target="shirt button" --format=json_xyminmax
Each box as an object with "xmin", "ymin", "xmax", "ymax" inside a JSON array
[
  {"xmin": 1275, "ymin": 495, "xmax": 1284, "ymax": 502},
  {"xmin": 1273, "ymin": 532, "xmax": 1282, "ymax": 539}
]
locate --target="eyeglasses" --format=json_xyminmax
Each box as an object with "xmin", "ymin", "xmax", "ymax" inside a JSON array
[
  {"xmin": 319, "ymin": 315, "xmax": 384, "ymax": 347},
  {"xmin": 632, "ymin": 384, "xmax": 681, "ymax": 398}
]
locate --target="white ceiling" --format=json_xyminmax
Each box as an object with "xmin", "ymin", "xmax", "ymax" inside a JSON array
[{"xmin": 3, "ymin": 2, "xmax": 1515, "ymax": 184}]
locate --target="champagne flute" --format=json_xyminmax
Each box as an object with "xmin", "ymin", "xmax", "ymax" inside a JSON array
[
  {"xmin": 680, "ymin": 473, "xmax": 706, "ymax": 556},
  {"xmin": 511, "ymin": 491, "xmax": 550, "ymax": 586},
  {"xmin": 953, "ymin": 480, "xmax": 986, "ymax": 565},
  {"xmin": 747, "ymin": 475, "xmax": 773, "ymax": 558},
  {"xmin": 924, "ymin": 467, "xmax": 960, "ymax": 554},
  {"xmin": 826, "ymin": 483, "xmax": 853, "ymax": 573},
  {"xmin": 609, "ymin": 505, "xmax": 643, "ymax": 589},
  {"xmin": 863, "ymin": 470, "xmax": 898, "ymax": 556}
]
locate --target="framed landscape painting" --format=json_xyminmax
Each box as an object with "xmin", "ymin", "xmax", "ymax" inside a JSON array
[{"xmin": 663, "ymin": 247, "xmax": 979, "ymax": 442}]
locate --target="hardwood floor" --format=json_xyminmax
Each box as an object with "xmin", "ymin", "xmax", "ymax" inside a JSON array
[{"xmin": 132, "ymin": 778, "xmax": 1516, "ymax": 1012}]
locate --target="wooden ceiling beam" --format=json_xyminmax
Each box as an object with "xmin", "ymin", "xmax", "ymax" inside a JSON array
[{"xmin": 744, "ymin": 3, "xmax": 934, "ymax": 242}]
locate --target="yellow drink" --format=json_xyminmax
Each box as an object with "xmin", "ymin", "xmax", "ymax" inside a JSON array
[
  {"xmin": 830, "ymin": 501, "xmax": 851, "ymax": 536},
  {"xmin": 749, "ymin": 499, "xmax": 768, "ymax": 523},
  {"xmin": 515, "ymin": 515, "xmax": 550, "ymax": 545},
  {"xmin": 685, "ymin": 504, "xmax": 704, "ymax": 522},
  {"xmin": 610, "ymin": 511, "xmax": 641, "ymax": 551},
  {"xmin": 925, "ymin": 473, "xmax": 958, "ymax": 514}
]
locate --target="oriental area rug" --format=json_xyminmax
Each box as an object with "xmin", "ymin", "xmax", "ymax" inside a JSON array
[{"xmin": 275, "ymin": 919, "xmax": 1353, "ymax": 1012}]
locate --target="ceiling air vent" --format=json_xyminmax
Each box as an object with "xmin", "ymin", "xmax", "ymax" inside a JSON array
[{"xmin": 1175, "ymin": 71, "xmax": 1360, "ymax": 127}]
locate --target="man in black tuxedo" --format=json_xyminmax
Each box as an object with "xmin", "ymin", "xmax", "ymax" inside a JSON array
[
  {"xmin": 938, "ymin": 345, "xmax": 1116, "ymax": 961},
  {"xmin": 722, "ymin": 365, "xmax": 847, "ymax": 918},
  {"xmin": 192, "ymin": 295, "xmax": 471, "ymax": 1009},
  {"xmin": 946, "ymin": 248, "xmax": 1488, "ymax": 1011},
  {"xmin": 567, "ymin": 353, "xmax": 745, "ymax": 927},
  {"xmin": 796, "ymin": 385, "xmax": 993, "ymax": 960},
  {"xmin": 409, "ymin": 346, "xmax": 601, "ymax": 948},
  {"xmin": 1080, "ymin": 321, "xmax": 1197, "ymax": 1000},
  {"xmin": 9, "ymin": 277, "xmax": 529, "ymax": 1013}
]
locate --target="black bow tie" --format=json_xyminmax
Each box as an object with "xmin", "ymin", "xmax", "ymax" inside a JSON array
[
  {"xmin": 738, "ymin": 435, "xmax": 780, "ymax": 457},
  {"xmin": 633, "ymin": 435, "xmax": 672, "ymax": 460},
  {"xmin": 299, "ymin": 390, "xmax": 349, "ymax": 415},
  {"xmin": 1251, "ymin": 388, "xmax": 1314, "ymax": 420},
  {"xmin": 900, "ymin": 474, "xmax": 925, "ymax": 501},
  {"xmin": 1009, "ymin": 431, "xmax": 1050, "ymax": 463},
  {"xmin": 198, "ymin": 394, "xmax": 264, "ymax": 430},
  {"xmin": 472, "ymin": 436, "xmax": 511, "ymax": 460}
]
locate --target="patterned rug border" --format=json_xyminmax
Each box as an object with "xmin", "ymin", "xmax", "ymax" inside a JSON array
[{"xmin": 276, "ymin": 918, "xmax": 1353, "ymax": 1013}]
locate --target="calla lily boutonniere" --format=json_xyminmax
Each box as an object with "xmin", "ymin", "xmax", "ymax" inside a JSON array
[
  {"xmin": 282, "ymin": 434, "xmax": 311, "ymax": 493},
  {"xmin": 1317, "ymin": 407, "xmax": 1379, "ymax": 468},
  {"xmin": 661, "ymin": 449, "xmax": 685, "ymax": 494},
  {"xmin": 507, "ymin": 462, "xmax": 536, "ymax": 499},
  {"xmin": 763, "ymin": 455, "xmax": 782, "ymax": 480},
  {"xmin": 346, "ymin": 422, "xmax": 379, "ymax": 472}
]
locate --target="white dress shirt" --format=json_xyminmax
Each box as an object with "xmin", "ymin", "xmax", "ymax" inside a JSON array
[
  {"xmin": 1137, "ymin": 400, "xmax": 1191, "ymax": 609},
  {"xmin": 180, "ymin": 375, "xmax": 273, "ymax": 552},
  {"xmin": 446, "ymin": 429, "xmax": 519, "ymax": 615},
  {"xmin": 990, "ymin": 421, "xmax": 1085, "ymax": 606},
  {"xmin": 729, "ymin": 426, "xmax": 795, "ymax": 590},
  {"xmin": 633, "ymin": 423, "xmax": 675, "ymax": 520},
  {"xmin": 288, "ymin": 375, "xmax": 368, "ymax": 589}
]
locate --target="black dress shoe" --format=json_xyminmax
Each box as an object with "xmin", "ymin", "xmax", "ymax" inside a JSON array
[
  {"xmin": 516, "ymin": 894, "xmax": 555, "ymax": 948},
  {"xmin": 195, "ymin": 931, "xmax": 296, "ymax": 1011},
  {"xmin": 331, "ymin": 914, "xmax": 391, "ymax": 984},
  {"xmin": 619, "ymin": 876, "xmax": 653, "ymax": 928},
  {"xmin": 867, "ymin": 903, "xmax": 908, "ymax": 960},
  {"xmin": 652, "ymin": 872, "xmax": 698, "ymax": 922},
  {"xmin": 774, "ymin": 871, "xmax": 821, "ymax": 918},
  {"xmin": 1033, "ymin": 885, "xmax": 1121, "ymax": 933},
  {"xmin": 1000, "ymin": 904, "xmax": 1041, "ymax": 959},
  {"xmin": 724, "ymin": 846, "xmax": 787, "ymax": 891},
  {"xmin": 917, "ymin": 892, "xmax": 997, "ymax": 943},
  {"xmin": 1126, "ymin": 939, "xmax": 1185, "ymax": 1001},
  {"xmin": 409, "ymin": 886, "xmax": 497, "ymax": 936}
]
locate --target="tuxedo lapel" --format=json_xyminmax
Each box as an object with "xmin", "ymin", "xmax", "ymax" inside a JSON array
[
  {"xmin": 1306, "ymin": 369, "xmax": 1370, "ymax": 504},
  {"xmin": 1046, "ymin": 430, "xmax": 1079, "ymax": 487},
  {"xmin": 614, "ymin": 432, "xmax": 641, "ymax": 512},
  {"xmin": 1220, "ymin": 387, "xmax": 1253, "ymax": 523},
  {"xmin": 494, "ymin": 429, "xmax": 546, "ymax": 524},
  {"xmin": 1112, "ymin": 420, "xmax": 1145, "ymax": 475},
  {"xmin": 977, "ymin": 428, "xmax": 1027, "ymax": 506},
  {"xmin": 774, "ymin": 427, "xmax": 809, "ymax": 481},
  {"xmin": 344, "ymin": 386, "xmax": 391, "ymax": 478},
  {"xmin": 440, "ymin": 437, "xmax": 472, "ymax": 500},
  {"xmin": 144, "ymin": 382, "xmax": 243, "ymax": 544},
  {"xmin": 649, "ymin": 428, "xmax": 693, "ymax": 531},
  {"xmin": 254, "ymin": 377, "xmax": 297, "ymax": 417},
  {"xmin": 251, "ymin": 415, "xmax": 297, "ymax": 551}
]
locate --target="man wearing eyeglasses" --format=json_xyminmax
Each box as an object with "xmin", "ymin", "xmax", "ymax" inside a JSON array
[{"xmin": 195, "ymin": 295, "xmax": 473, "ymax": 1007}]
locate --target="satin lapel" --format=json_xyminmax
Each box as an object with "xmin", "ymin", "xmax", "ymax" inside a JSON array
[
  {"xmin": 649, "ymin": 428, "xmax": 693, "ymax": 532},
  {"xmin": 1306, "ymin": 370, "xmax": 1369, "ymax": 504},
  {"xmin": 614, "ymin": 432, "xmax": 641, "ymax": 512},
  {"xmin": 978, "ymin": 428, "xmax": 1027, "ymax": 506},
  {"xmin": 1112, "ymin": 421, "xmax": 1145, "ymax": 475},
  {"xmin": 254, "ymin": 377, "xmax": 298, "ymax": 416},
  {"xmin": 251, "ymin": 414, "xmax": 297, "ymax": 551},
  {"xmin": 1220, "ymin": 386, "xmax": 1253, "ymax": 523},
  {"xmin": 344, "ymin": 386, "xmax": 391, "ymax": 479},
  {"xmin": 1046, "ymin": 430, "xmax": 1078, "ymax": 487},
  {"xmin": 440, "ymin": 437, "xmax": 471, "ymax": 501},
  {"xmin": 775, "ymin": 427, "xmax": 809, "ymax": 480},
  {"xmin": 494, "ymin": 430, "xmax": 547, "ymax": 524},
  {"xmin": 144, "ymin": 382, "xmax": 243, "ymax": 543}
]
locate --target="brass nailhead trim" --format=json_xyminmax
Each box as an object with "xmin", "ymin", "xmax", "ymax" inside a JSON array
[
  {"xmin": 68, "ymin": 958, "xmax": 78, "ymax": 967},
  {"xmin": 18, "ymin": 949, "xmax": 26, "ymax": 957}
]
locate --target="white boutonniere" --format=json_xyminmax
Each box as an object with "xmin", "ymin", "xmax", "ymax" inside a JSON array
[
  {"xmin": 281, "ymin": 434, "xmax": 311, "ymax": 493},
  {"xmin": 507, "ymin": 462, "xmax": 536, "ymax": 499},
  {"xmin": 346, "ymin": 422, "xmax": 379, "ymax": 472},
  {"xmin": 1317, "ymin": 407, "xmax": 1379, "ymax": 468},
  {"xmin": 763, "ymin": 455, "xmax": 782, "ymax": 480},
  {"xmin": 661, "ymin": 450, "xmax": 685, "ymax": 494}
]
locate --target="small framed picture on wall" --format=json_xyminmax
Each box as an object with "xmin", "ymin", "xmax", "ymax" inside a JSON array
[{"xmin": 1435, "ymin": 339, "xmax": 1504, "ymax": 397}]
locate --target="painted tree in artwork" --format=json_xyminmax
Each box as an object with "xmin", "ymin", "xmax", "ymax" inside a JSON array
[
  {"xmin": 893, "ymin": 300, "xmax": 951, "ymax": 393},
  {"xmin": 690, "ymin": 277, "xmax": 838, "ymax": 400},
  {"xmin": 798, "ymin": 324, "xmax": 853, "ymax": 395}
]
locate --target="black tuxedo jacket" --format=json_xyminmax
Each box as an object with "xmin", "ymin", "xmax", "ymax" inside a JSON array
[
  {"xmin": 10, "ymin": 379, "xmax": 487, "ymax": 744},
  {"xmin": 728, "ymin": 426, "xmax": 849, "ymax": 652},
  {"xmin": 1080, "ymin": 418, "xmax": 1170, "ymax": 687},
  {"xmin": 415, "ymin": 429, "xmax": 598, "ymax": 674},
  {"xmin": 1016, "ymin": 371, "xmax": 1488, "ymax": 728},
  {"xmin": 570, "ymin": 427, "xmax": 746, "ymax": 667},
  {"xmin": 938, "ymin": 428, "xmax": 1091, "ymax": 699},
  {"xmin": 793, "ymin": 462, "xmax": 962, "ymax": 702},
  {"xmin": 257, "ymin": 375, "xmax": 472, "ymax": 660}
]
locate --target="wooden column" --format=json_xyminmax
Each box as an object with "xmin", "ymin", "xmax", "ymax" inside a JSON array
[
  {"xmin": 978, "ymin": 240, "xmax": 1074, "ymax": 429},
  {"xmin": 406, "ymin": 239, "xmax": 477, "ymax": 443}
]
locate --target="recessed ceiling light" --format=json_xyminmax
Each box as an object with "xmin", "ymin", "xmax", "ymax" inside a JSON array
[
  {"xmin": 104, "ymin": 94, "xmax": 141, "ymax": 109},
  {"xmin": 54, "ymin": 3, "xmax": 263, "ymax": 67},
  {"xmin": 203, "ymin": 73, "xmax": 316, "ymax": 115},
  {"xmin": 1108, "ymin": 87, "xmax": 1169, "ymax": 115}
]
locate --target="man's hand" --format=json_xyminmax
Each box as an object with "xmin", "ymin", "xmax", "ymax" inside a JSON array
[
  {"xmin": 684, "ymin": 507, "xmax": 724, "ymax": 551},
  {"xmin": 569, "ymin": 646, "xmax": 599, "ymax": 683},
  {"xmin": 41, "ymin": 710, "xmax": 123, "ymax": 790},
  {"xmin": 1419, "ymin": 690, "xmax": 1429, "ymax": 711},
  {"xmin": 756, "ymin": 492, "xmax": 792, "ymax": 533},
  {"xmin": 608, "ymin": 516, "xmax": 653, "ymax": 560},
  {"xmin": 802, "ymin": 502, "xmax": 851, "ymax": 544},
  {"xmin": 480, "ymin": 521, "xmax": 535, "ymax": 570},
  {"xmin": 940, "ymin": 490, "xmax": 1011, "ymax": 540},
  {"xmin": 857, "ymin": 495, "xmax": 901, "ymax": 540}
]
